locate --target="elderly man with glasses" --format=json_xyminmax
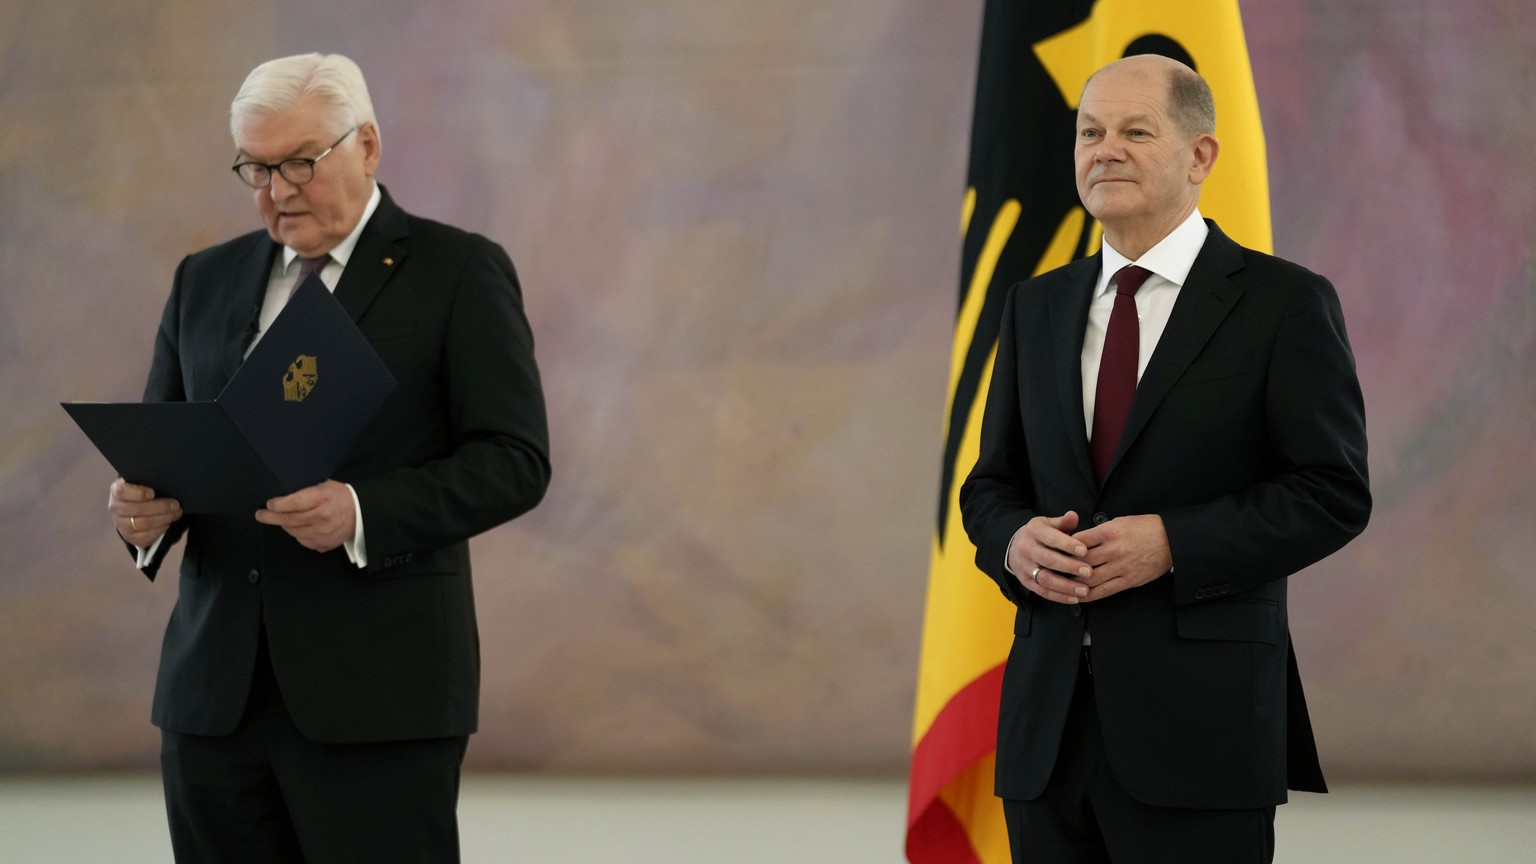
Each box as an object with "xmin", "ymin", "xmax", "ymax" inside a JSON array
[{"xmin": 106, "ymin": 53, "xmax": 550, "ymax": 864}]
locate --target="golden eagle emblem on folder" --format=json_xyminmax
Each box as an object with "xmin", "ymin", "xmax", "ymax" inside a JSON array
[{"xmin": 282, "ymin": 355, "xmax": 318, "ymax": 402}]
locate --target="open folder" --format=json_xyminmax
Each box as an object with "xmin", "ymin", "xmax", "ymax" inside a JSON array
[{"xmin": 63, "ymin": 274, "xmax": 397, "ymax": 513}]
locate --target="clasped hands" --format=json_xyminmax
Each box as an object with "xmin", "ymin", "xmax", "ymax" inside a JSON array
[
  {"xmin": 1008, "ymin": 510, "xmax": 1173, "ymax": 604},
  {"xmin": 109, "ymin": 477, "xmax": 356, "ymax": 554}
]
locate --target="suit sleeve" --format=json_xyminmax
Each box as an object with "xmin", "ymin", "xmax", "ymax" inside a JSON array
[
  {"xmin": 131, "ymin": 256, "xmax": 193, "ymax": 581},
  {"xmin": 959, "ymin": 286, "xmax": 1034, "ymax": 605},
  {"xmin": 1161, "ymin": 273, "xmax": 1371, "ymax": 603},
  {"xmin": 351, "ymin": 241, "xmax": 551, "ymax": 571}
]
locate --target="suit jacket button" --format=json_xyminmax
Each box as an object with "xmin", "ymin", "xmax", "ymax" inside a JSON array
[
  {"xmin": 1093, "ymin": 512, "xmax": 1109, "ymax": 525},
  {"xmin": 1070, "ymin": 606, "xmax": 1082, "ymax": 617},
  {"xmin": 247, "ymin": 569, "xmax": 260, "ymax": 584},
  {"xmin": 1194, "ymin": 588, "xmax": 1207, "ymax": 599}
]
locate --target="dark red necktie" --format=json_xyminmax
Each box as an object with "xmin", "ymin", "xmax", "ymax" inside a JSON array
[
  {"xmin": 288, "ymin": 254, "xmax": 330, "ymax": 300},
  {"xmin": 1090, "ymin": 265, "xmax": 1152, "ymax": 483}
]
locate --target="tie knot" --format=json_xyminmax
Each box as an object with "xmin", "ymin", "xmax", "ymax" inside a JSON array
[
  {"xmin": 298, "ymin": 254, "xmax": 330, "ymax": 280},
  {"xmin": 1113, "ymin": 265, "xmax": 1152, "ymax": 297}
]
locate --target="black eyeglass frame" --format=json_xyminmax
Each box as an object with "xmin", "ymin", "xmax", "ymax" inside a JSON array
[{"xmin": 231, "ymin": 127, "xmax": 358, "ymax": 189}]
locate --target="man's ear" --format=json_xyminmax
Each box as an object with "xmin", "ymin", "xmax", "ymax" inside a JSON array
[
  {"xmin": 358, "ymin": 121, "xmax": 381, "ymax": 177},
  {"xmin": 1189, "ymin": 133, "xmax": 1219, "ymax": 185}
]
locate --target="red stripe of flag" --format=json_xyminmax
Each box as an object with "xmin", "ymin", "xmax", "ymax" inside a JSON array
[
  {"xmin": 906, "ymin": 797, "xmax": 985, "ymax": 864},
  {"xmin": 906, "ymin": 663, "xmax": 1005, "ymax": 861}
]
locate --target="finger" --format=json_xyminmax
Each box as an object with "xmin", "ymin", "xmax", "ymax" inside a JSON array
[
  {"xmin": 115, "ymin": 503, "xmax": 180, "ymax": 536},
  {"xmin": 1030, "ymin": 531, "xmax": 1087, "ymax": 563},
  {"xmin": 1034, "ymin": 568, "xmax": 1089, "ymax": 599},
  {"xmin": 1028, "ymin": 578, "xmax": 1085, "ymax": 605},
  {"xmin": 268, "ymin": 498, "xmax": 330, "ymax": 521},
  {"xmin": 121, "ymin": 508, "xmax": 176, "ymax": 535},
  {"xmin": 129, "ymin": 498, "xmax": 183, "ymax": 519},
  {"xmin": 130, "ymin": 511, "xmax": 177, "ymax": 532},
  {"xmin": 1024, "ymin": 534, "xmax": 1091, "ymax": 577},
  {"xmin": 1072, "ymin": 519, "xmax": 1115, "ymax": 545},
  {"xmin": 111, "ymin": 478, "xmax": 158, "ymax": 504},
  {"xmin": 1013, "ymin": 541, "xmax": 1087, "ymax": 581},
  {"xmin": 120, "ymin": 524, "xmax": 166, "ymax": 546},
  {"xmin": 1033, "ymin": 547, "xmax": 1092, "ymax": 579},
  {"xmin": 1083, "ymin": 577, "xmax": 1133, "ymax": 602},
  {"xmin": 256, "ymin": 507, "xmax": 322, "ymax": 531},
  {"xmin": 1031, "ymin": 522, "xmax": 1089, "ymax": 559},
  {"xmin": 263, "ymin": 493, "xmax": 306, "ymax": 513},
  {"xmin": 1050, "ymin": 510, "xmax": 1081, "ymax": 533},
  {"xmin": 1018, "ymin": 565, "xmax": 1086, "ymax": 604},
  {"xmin": 1074, "ymin": 540, "xmax": 1125, "ymax": 574}
]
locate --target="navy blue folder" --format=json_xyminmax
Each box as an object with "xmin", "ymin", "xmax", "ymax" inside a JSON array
[{"xmin": 63, "ymin": 274, "xmax": 397, "ymax": 512}]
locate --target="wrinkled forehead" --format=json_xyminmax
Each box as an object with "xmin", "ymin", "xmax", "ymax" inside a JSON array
[{"xmin": 1078, "ymin": 71, "xmax": 1169, "ymax": 123}]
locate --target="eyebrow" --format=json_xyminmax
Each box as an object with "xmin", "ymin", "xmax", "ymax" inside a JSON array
[
  {"xmin": 236, "ymin": 138, "xmax": 330, "ymax": 162},
  {"xmin": 1078, "ymin": 110, "xmax": 1158, "ymax": 128}
]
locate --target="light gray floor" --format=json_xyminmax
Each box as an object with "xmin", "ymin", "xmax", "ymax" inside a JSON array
[{"xmin": 2, "ymin": 774, "xmax": 1533, "ymax": 863}]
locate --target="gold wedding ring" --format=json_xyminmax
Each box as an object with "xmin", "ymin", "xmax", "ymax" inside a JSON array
[{"xmin": 129, "ymin": 516, "xmax": 138, "ymax": 531}]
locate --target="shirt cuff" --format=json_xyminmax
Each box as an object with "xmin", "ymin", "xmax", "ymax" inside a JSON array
[
  {"xmin": 135, "ymin": 535, "xmax": 165, "ymax": 570},
  {"xmin": 341, "ymin": 483, "xmax": 367, "ymax": 569},
  {"xmin": 1004, "ymin": 528, "xmax": 1022, "ymax": 577}
]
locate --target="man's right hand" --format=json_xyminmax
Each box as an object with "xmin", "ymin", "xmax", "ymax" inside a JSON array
[
  {"xmin": 108, "ymin": 478, "xmax": 182, "ymax": 548},
  {"xmin": 1007, "ymin": 511, "xmax": 1092, "ymax": 605}
]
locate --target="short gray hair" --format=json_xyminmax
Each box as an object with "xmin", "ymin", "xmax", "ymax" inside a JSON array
[
  {"xmin": 1166, "ymin": 63, "xmax": 1215, "ymax": 137},
  {"xmin": 230, "ymin": 53, "xmax": 378, "ymax": 145}
]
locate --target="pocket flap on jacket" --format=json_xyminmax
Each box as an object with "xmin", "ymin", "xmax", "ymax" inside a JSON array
[{"xmin": 1176, "ymin": 599, "xmax": 1280, "ymax": 644}]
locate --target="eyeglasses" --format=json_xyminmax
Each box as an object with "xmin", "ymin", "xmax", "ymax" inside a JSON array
[{"xmin": 231, "ymin": 127, "xmax": 357, "ymax": 189}]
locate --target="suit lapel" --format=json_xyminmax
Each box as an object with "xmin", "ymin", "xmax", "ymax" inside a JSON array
[
  {"xmin": 222, "ymin": 236, "xmax": 280, "ymax": 383},
  {"xmin": 1048, "ymin": 254, "xmax": 1101, "ymax": 493},
  {"xmin": 222, "ymin": 187, "xmax": 409, "ymax": 383},
  {"xmin": 1108, "ymin": 222, "xmax": 1246, "ymax": 480},
  {"xmin": 334, "ymin": 186, "xmax": 410, "ymax": 323}
]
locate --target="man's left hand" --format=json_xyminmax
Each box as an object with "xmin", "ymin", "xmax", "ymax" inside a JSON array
[
  {"xmin": 1074, "ymin": 514, "xmax": 1173, "ymax": 601},
  {"xmin": 256, "ymin": 480, "xmax": 356, "ymax": 553}
]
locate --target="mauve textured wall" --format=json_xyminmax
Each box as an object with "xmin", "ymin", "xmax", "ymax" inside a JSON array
[{"xmin": 1, "ymin": 0, "xmax": 1532, "ymax": 778}]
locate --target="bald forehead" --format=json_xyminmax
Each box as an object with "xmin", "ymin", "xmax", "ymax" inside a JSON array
[
  {"xmin": 1086, "ymin": 54, "xmax": 1190, "ymax": 87},
  {"xmin": 1082, "ymin": 57, "xmax": 1173, "ymax": 104}
]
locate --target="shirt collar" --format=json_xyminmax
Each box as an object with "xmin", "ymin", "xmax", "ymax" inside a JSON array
[
  {"xmin": 1095, "ymin": 208, "xmax": 1209, "ymax": 297},
  {"xmin": 280, "ymin": 182, "xmax": 382, "ymax": 272}
]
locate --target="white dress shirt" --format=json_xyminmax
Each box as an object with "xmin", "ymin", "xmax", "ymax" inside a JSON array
[
  {"xmin": 137, "ymin": 184, "xmax": 382, "ymax": 570},
  {"xmin": 1080, "ymin": 208, "xmax": 1209, "ymax": 434},
  {"xmin": 1004, "ymin": 209, "xmax": 1208, "ymax": 599}
]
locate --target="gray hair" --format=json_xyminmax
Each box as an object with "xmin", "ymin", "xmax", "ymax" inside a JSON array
[
  {"xmin": 1166, "ymin": 63, "xmax": 1216, "ymax": 138},
  {"xmin": 230, "ymin": 53, "xmax": 379, "ymax": 145}
]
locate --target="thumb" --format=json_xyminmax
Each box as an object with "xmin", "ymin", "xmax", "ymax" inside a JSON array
[{"xmin": 1054, "ymin": 510, "xmax": 1081, "ymax": 532}]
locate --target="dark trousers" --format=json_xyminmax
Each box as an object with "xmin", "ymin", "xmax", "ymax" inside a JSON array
[
  {"xmin": 1002, "ymin": 649, "xmax": 1275, "ymax": 864},
  {"xmin": 160, "ymin": 631, "xmax": 469, "ymax": 864}
]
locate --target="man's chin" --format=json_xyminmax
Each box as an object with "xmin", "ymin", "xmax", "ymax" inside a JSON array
[
  {"xmin": 277, "ymin": 228, "xmax": 321, "ymax": 255},
  {"xmin": 1083, "ymin": 195, "xmax": 1138, "ymax": 224}
]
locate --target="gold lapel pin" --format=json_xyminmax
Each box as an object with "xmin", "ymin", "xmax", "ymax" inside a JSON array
[{"xmin": 383, "ymin": 257, "xmax": 394, "ymax": 266}]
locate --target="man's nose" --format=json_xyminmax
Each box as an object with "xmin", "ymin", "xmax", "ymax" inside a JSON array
[
  {"xmin": 1096, "ymin": 135, "xmax": 1127, "ymax": 162},
  {"xmin": 269, "ymin": 171, "xmax": 300, "ymax": 201}
]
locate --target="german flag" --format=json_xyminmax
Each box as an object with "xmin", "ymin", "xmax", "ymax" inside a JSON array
[{"xmin": 907, "ymin": 2, "xmax": 1273, "ymax": 861}]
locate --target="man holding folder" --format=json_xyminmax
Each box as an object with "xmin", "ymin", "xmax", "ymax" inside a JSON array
[{"xmin": 105, "ymin": 53, "xmax": 550, "ymax": 863}]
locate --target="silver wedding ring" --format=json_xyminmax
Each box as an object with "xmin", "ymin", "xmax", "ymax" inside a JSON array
[{"xmin": 1030, "ymin": 565, "xmax": 1042, "ymax": 583}]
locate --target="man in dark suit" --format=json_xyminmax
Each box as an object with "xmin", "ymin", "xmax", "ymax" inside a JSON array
[
  {"xmin": 959, "ymin": 54, "xmax": 1369, "ymax": 863},
  {"xmin": 105, "ymin": 53, "xmax": 549, "ymax": 863}
]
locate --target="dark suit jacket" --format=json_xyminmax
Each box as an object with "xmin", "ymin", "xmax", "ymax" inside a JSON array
[
  {"xmin": 959, "ymin": 221, "xmax": 1369, "ymax": 810},
  {"xmin": 136, "ymin": 186, "xmax": 550, "ymax": 744}
]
